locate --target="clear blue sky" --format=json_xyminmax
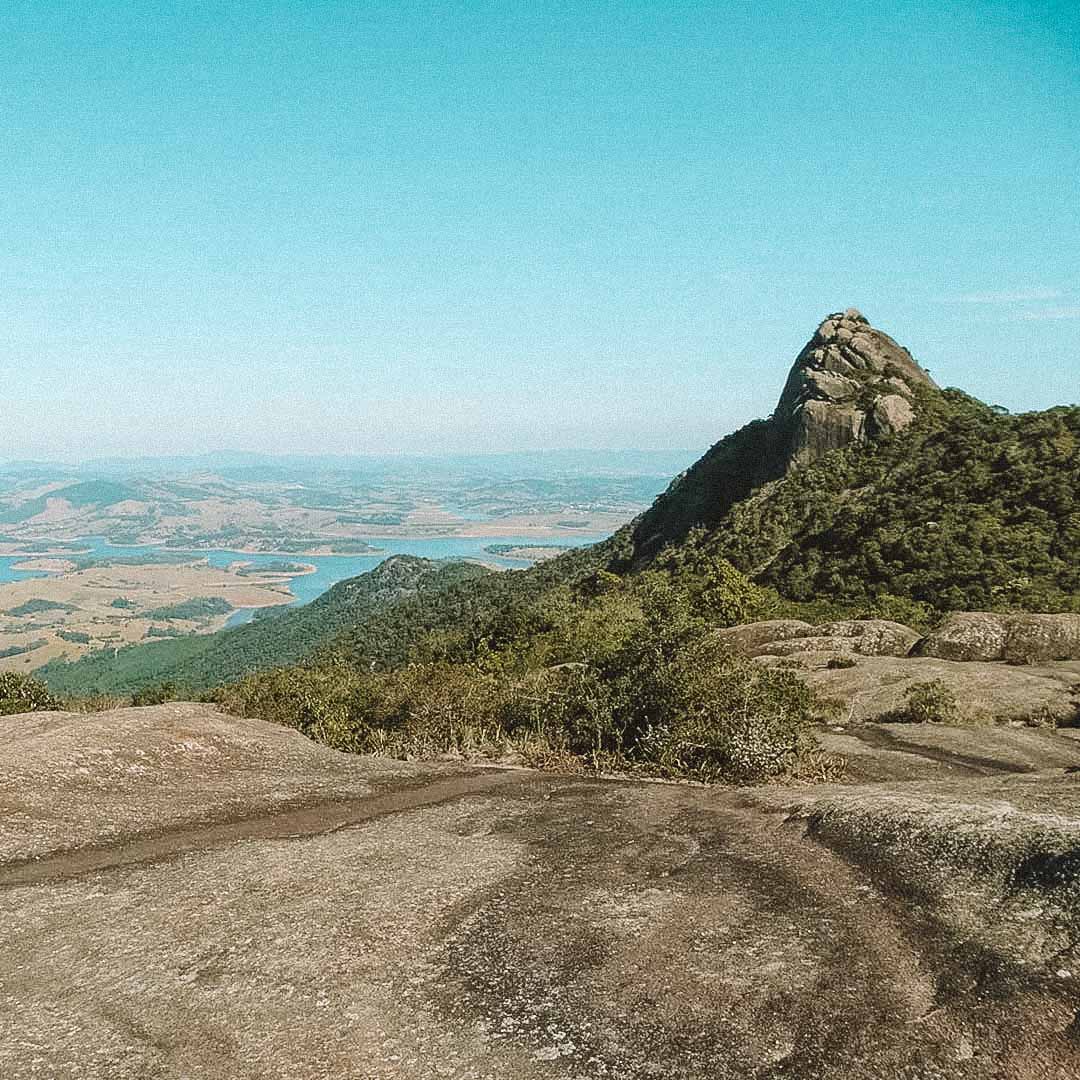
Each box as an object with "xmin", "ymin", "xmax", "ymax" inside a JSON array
[{"xmin": 3, "ymin": 0, "xmax": 1078, "ymax": 460}]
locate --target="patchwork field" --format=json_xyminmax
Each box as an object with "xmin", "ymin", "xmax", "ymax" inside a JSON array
[{"xmin": 0, "ymin": 559, "xmax": 303, "ymax": 673}]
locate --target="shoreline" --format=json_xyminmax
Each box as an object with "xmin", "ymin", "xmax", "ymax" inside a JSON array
[
  {"xmin": 0, "ymin": 521, "xmax": 619, "ymax": 552},
  {"xmin": 0, "ymin": 548, "xmax": 94, "ymax": 559}
]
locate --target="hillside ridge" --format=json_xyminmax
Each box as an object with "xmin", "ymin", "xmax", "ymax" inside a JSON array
[
  {"xmin": 628, "ymin": 308, "xmax": 937, "ymax": 560},
  {"xmin": 34, "ymin": 309, "xmax": 1080, "ymax": 698}
]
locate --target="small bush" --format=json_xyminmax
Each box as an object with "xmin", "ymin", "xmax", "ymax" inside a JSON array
[
  {"xmin": 0, "ymin": 673, "xmax": 62, "ymax": 716},
  {"xmin": 826, "ymin": 656, "xmax": 858, "ymax": 670},
  {"xmin": 901, "ymin": 679, "xmax": 961, "ymax": 725},
  {"xmin": 628, "ymin": 638, "xmax": 832, "ymax": 783},
  {"xmin": 131, "ymin": 681, "xmax": 188, "ymax": 706}
]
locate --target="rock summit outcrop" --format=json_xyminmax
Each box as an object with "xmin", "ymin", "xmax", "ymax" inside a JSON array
[
  {"xmin": 773, "ymin": 308, "xmax": 936, "ymax": 467},
  {"xmin": 716, "ymin": 612, "xmax": 1080, "ymax": 670},
  {"xmin": 714, "ymin": 617, "xmax": 921, "ymax": 659},
  {"xmin": 627, "ymin": 309, "xmax": 938, "ymax": 557}
]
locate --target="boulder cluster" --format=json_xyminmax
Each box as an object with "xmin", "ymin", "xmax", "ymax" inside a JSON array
[
  {"xmin": 718, "ymin": 612, "xmax": 1080, "ymax": 665},
  {"xmin": 714, "ymin": 618, "xmax": 920, "ymax": 659},
  {"xmin": 916, "ymin": 612, "xmax": 1080, "ymax": 665}
]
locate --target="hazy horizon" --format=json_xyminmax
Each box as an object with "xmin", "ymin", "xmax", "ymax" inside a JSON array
[
  {"xmin": 0, "ymin": 446, "xmax": 703, "ymax": 472},
  {"xmin": 4, "ymin": 1, "xmax": 1078, "ymax": 460}
]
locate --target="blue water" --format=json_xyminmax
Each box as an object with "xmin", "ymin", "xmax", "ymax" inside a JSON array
[
  {"xmin": 0, "ymin": 562, "xmax": 50, "ymax": 584},
  {"xmin": 0, "ymin": 534, "xmax": 607, "ymax": 629}
]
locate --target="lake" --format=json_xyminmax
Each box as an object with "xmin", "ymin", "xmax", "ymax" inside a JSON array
[{"xmin": 0, "ymin": 534, "xmax": 609, "ymax": 627}]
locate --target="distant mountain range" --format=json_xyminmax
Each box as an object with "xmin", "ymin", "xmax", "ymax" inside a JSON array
[
  {"xmin": 0, "ymin": 449, "xmax": 700, "ymax": 480},
  {"xmin": 0, "ymin": 449, "xmax": 687, "ymax": 550}
]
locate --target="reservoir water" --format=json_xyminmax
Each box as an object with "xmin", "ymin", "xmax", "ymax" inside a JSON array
[{"xmin": 0, "ymin": 534, "xmax": 608, "ymax": 628}]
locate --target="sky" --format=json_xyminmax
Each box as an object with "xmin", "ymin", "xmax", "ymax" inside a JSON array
[{"xmin": 2, "ymin": 0, "xmax": 1078, "ymax": 461}]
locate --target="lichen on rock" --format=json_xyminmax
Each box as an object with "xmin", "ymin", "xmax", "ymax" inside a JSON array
[{"xmin": 917, "ymin": 611, "xmax": 1080, "ymax": 664}]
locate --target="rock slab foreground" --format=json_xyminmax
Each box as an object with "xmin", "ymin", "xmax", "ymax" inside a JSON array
[{"xmin": 2, "ymin": 704, "xmax": 1080, "ymax": 1079}]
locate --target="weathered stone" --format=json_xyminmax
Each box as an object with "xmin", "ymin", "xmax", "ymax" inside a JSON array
[
  {"xmin": 1004, "ymin": 613, "xmax": 1080, "ymax": 663},
  {"xmin": 915, "ymin": 612, "xmax": 1008, "ymax": 661},
  {"xmin": 759, "ymin": 651, "xmax": 1080, "ymax": 727},
  {"xmin": 5, "ymin": 702, "xmax": 1080, "ymax": 1075},
  {"xmin": 872, "ymin": 394, "xmax": 916, "ymax": 435},
  {"xmin": 917, "ymin": 612, "xmax": 1080, "ymax": 664},
  {"xmin": 805, "ymin": 369, "xmax": 859, "ymax": 402},
  {"xmin": 774, "ymin": 310, "xmax": 936, "ymax": 467},
  {"xmin": 821, "ymin": 619, "xmax": 922, "ymax": 656},
  {"xmin": 0, "ymin": 702, "xmax": 433, "ymax": 865},
  {"xmin": 712, "ymin": 619, "xmax": 813, "ymax": 655},
  {"xmin": 788, "ymin": 399, "xmax": 867, "ymax": 458},
  {"xmin": 720, "ymin": 618, "xmax": 920, "ymax": 659},
  {"xmin": 760, "ymin": 635, "xmax": 859, "ymax": 657}
]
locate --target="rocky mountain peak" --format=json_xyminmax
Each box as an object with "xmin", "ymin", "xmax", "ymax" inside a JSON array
[
  {"xmin": 773, "ymin": 309, "xmax": 937, "ymax": 467},
  {"xmin": 625, "ymin": 309, "xmax": 941, "ymax": 560}
]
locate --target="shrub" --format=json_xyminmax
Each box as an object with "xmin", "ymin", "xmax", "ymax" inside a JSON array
[
  {"xmin": 625, "ymin": 637, "xmax": 829, "ymax": 783},
  {"xmin": 131, "ymin": 681, "xmax": 187, "ymax": 707},
  {"xmin": 209, "ymin": 552, "xmax": 836, "ymax": 783},
  {"xmin": 1021, "ymin": 703, "xmax": 1059, "ymax": 730},
  {"xmin": 0, "ymin": 673, "xmax": 62, "ymax": 716},
  {"xmin": 210, "ymin": 663, "xmax": 376, "ymax": 753},
  {"xmin": 901, "ymin": 679, "xmax": 961, "ymax": 724},
  {"xmin": 826, "ymin": 656, "xmax": 858, "ymax": 670}
]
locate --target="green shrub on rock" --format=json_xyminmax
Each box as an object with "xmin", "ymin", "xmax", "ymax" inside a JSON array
[
  {"xmin": 900, "ymin": 679, "xmax": 961, "ymax": 725},
  {"xmin": 630, "ymin": 638, "xmax": 827, "ymax": 783},
  {"xmin": 0, "ymin": 673, "xmax": 62, "ymax": 716}
]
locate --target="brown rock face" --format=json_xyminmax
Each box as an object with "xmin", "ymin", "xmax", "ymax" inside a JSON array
[
  {"xmin": 8, "ymin": 705, "xmax": 1080, "ymax": 1075},
  {"xmin": 917, "ymin": 612, "xmax": 1080, "ymax": 664},
  {"xmin": 774, "ymin": 308, "xmax": 936, "ymax": 467}
]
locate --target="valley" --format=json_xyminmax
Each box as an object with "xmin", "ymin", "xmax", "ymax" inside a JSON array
[
  {"xmin": 0, "ymin": 553, "xmax": 303, "ymax": 674},
  {"xmin": 0, "ymin": 533, "xmax": 609, "ymax": 676},
  {"xmin": 0, "ymin": 453, "xmax": 668, "ymax": 676},
  {"xmin": 0, "ymin": 451, "xmax": 684, "ymax": 552}
]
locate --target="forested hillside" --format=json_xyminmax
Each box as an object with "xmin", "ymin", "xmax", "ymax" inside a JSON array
[
  {"xmin": 642, "ymin": 389, "xmax": 1080, "ymax": 614},
  {"xmin": 37, "ymin": 557, "xmax": 490, "ymax": 696},
  {"xmin": 37, "ymin": 312, "xmax": 1080, "ymax": 781}
]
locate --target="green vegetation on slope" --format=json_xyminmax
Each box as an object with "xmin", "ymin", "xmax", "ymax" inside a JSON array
[
  {"xmin": 6, "ymin": 599, "xmax": 78, "ymax": 616},
  {"xmin": 37, "ymin": 557, "xmax": 491, "ymax": 696},
  {"xmin": 672, "ymin": 390, "xmax": 1080, "ymax": 613},
  {"xmin": 213, "ymin": 555, "xmax": 835, "ymax": 783},
  {"xmin": 143, "ymin": 596, "xmax": 233, "ymax": 621},
  {"xmin": 0, "ymin": 480, "xmax": 142, "ymax": 523},
  {"xmin": 0, "ymin": 639, "xmax": 48, "ymax": 659}
]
